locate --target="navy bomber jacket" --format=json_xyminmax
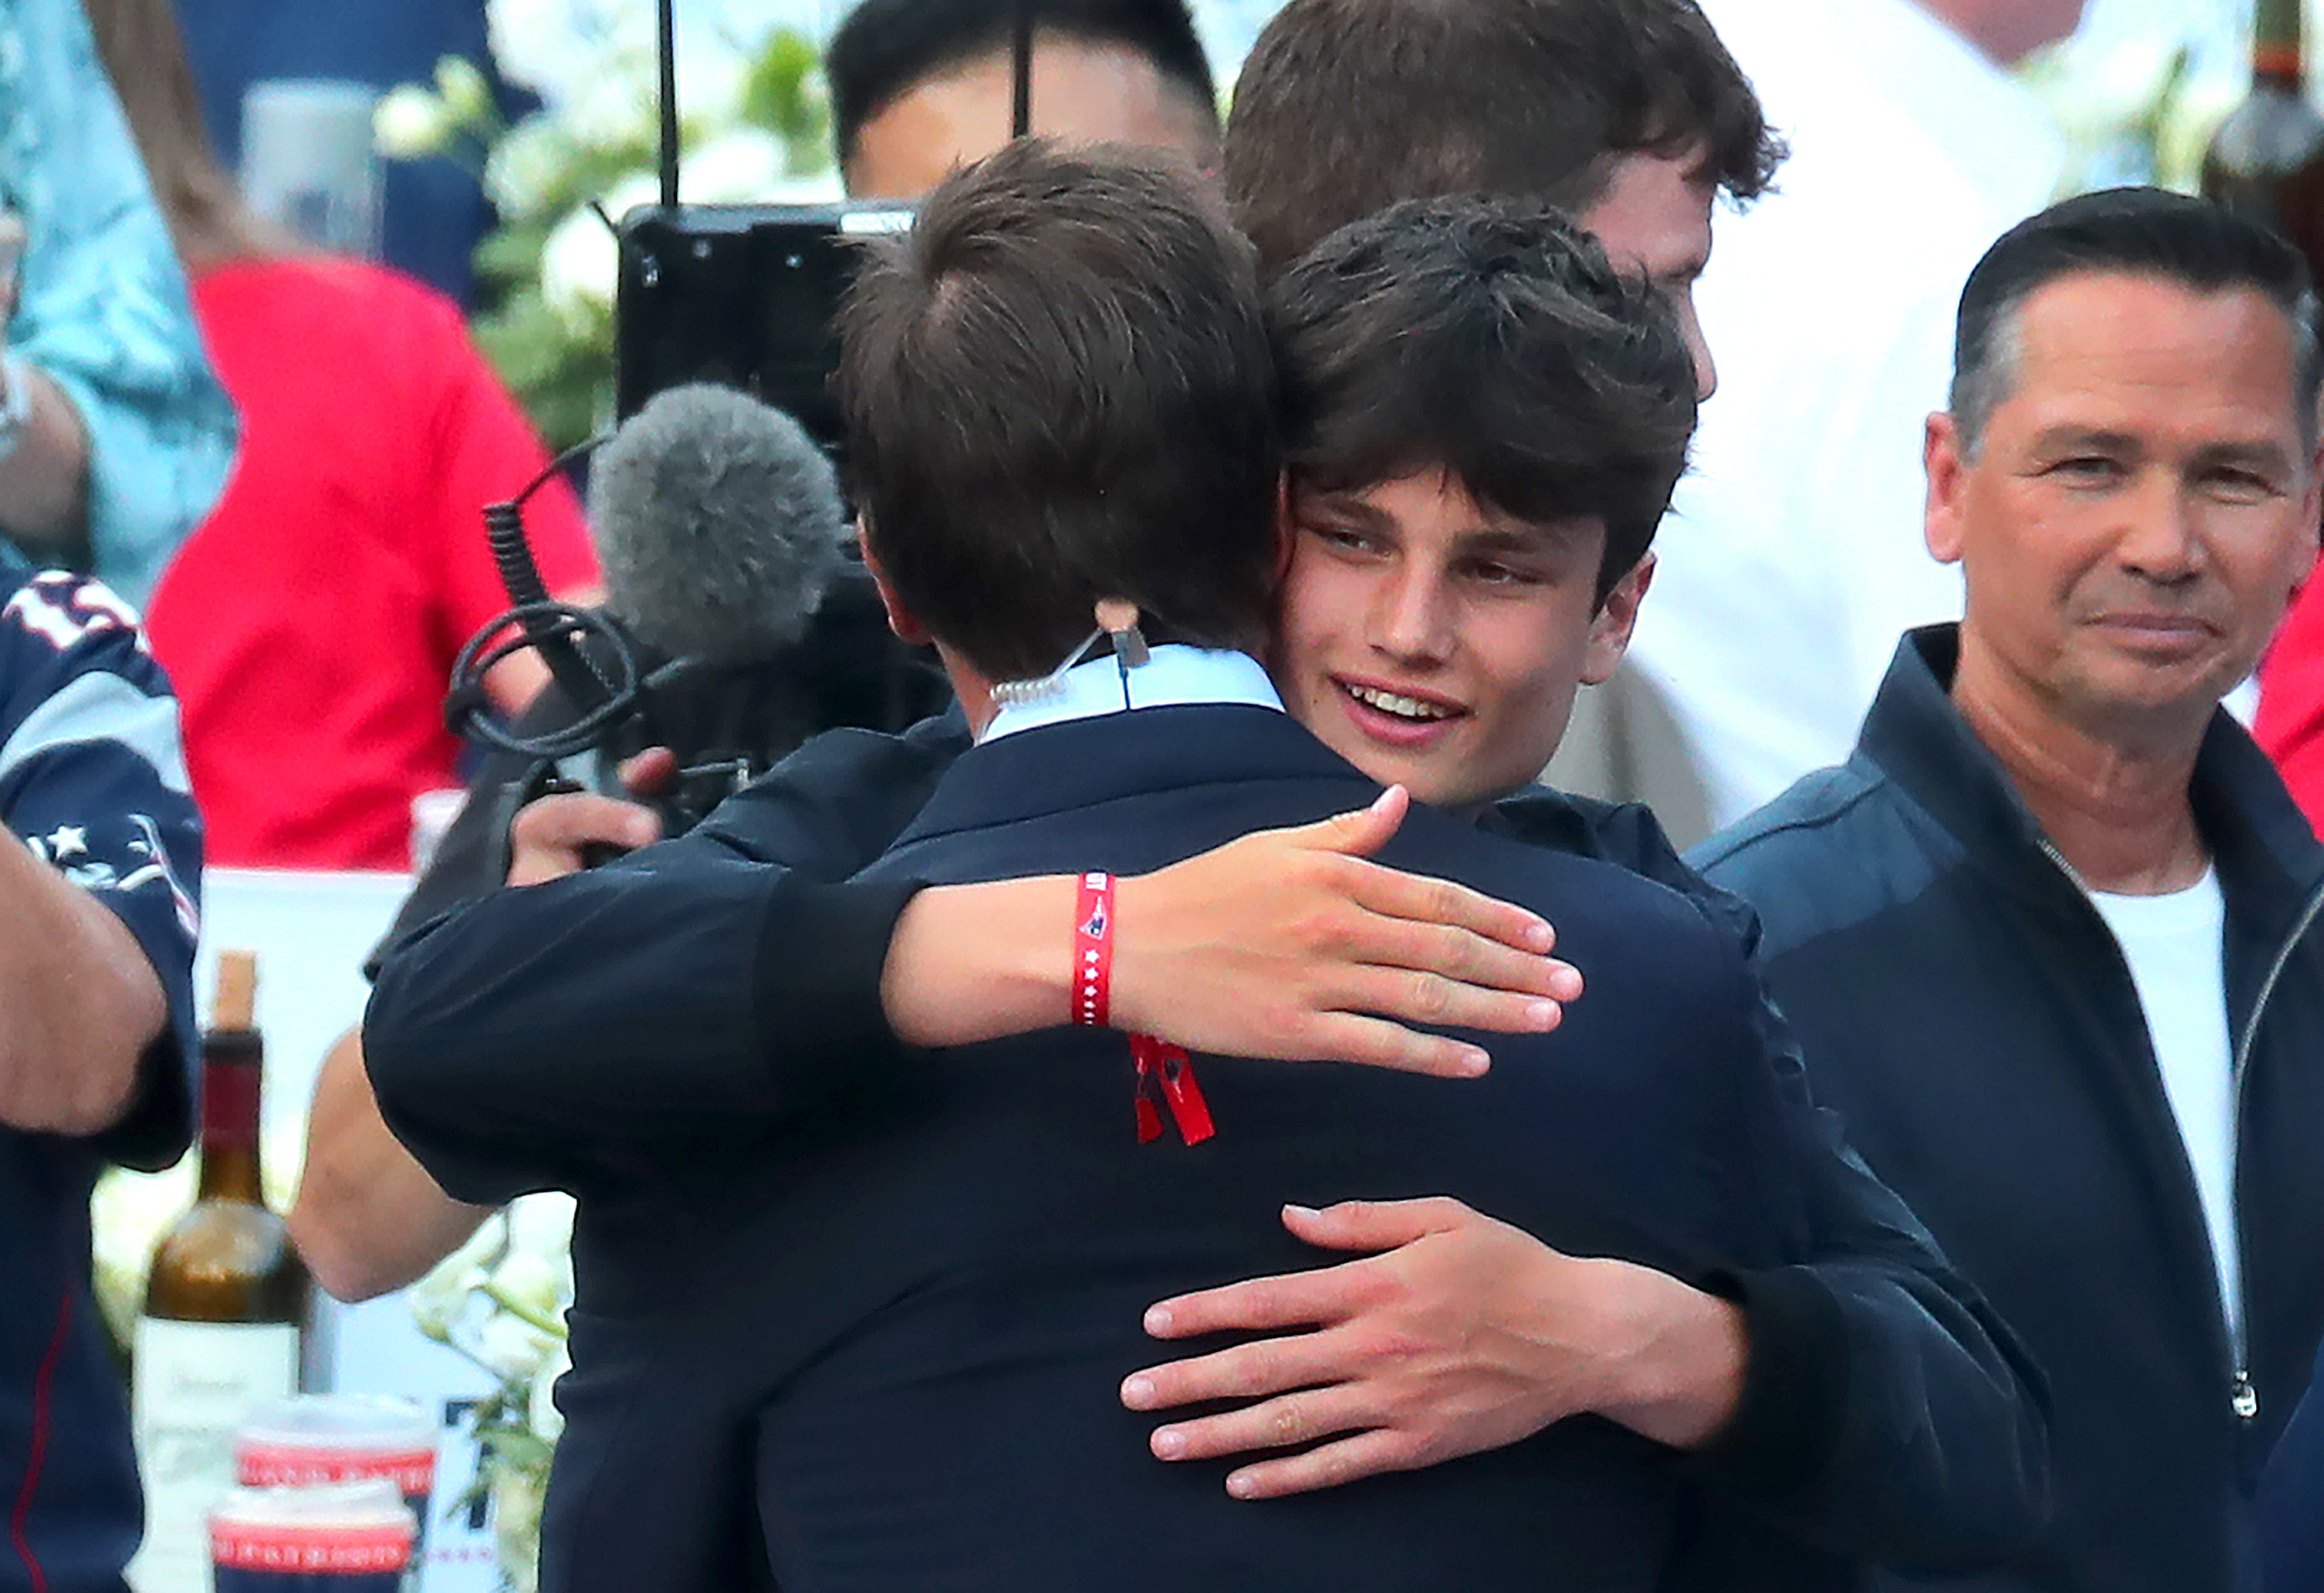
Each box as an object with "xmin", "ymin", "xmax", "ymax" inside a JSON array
[{"xmin": 1695, "ymin": 624, "xmax": 2324, "ymax": 1593}]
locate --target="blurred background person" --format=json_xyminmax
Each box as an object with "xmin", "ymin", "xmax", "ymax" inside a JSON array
[
  {"xmin": 0, "ymin": 0, "xmax": 236, "ymax": 603},
  {"xmin": 1625, "ymin": 0, "xmax": 2085, "ymax": 838},
  {"xmin": 828, "ymin": 0, "xmax": 1220, "ymax": 197},
  {"xmin": 85, "ymin": 0, "xmax": 602, "ymax": 872},
  {"xmin": 174, "ymin": 0, "xmax": 513, "ymax": 305}
]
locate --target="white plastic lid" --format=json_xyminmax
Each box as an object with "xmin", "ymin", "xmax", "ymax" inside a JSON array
[
  {"xmin": 211, "ymin": 1479, "xmax": 416, "ymax": 1533},
  {"xmin": 235, "ymin": 1393, "xmax": 435, "ymax": 1452}
]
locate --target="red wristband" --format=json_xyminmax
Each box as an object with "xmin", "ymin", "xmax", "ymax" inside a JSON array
[{"xmin": 1072, "ymin": 871, "xmax": 1114, "ymax": 1028}]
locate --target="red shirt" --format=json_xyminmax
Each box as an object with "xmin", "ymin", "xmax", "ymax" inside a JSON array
[
  {"xmin": 2257, "ymin": 552, "xmax": 2324, "ymax": 837},
  {"xmin": 146, "ymin": 258, "xmax": 597, "ymax": 869}
]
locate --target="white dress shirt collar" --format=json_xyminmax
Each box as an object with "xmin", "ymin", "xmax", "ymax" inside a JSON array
[{"xmin": 981, "ymin": 645, "xmax": 1283, "ymax": 743}]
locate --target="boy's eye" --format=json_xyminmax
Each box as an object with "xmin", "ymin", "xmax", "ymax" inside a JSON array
[
  {"xmin": 1459, "ymin": 556, "xmax": 1546, "ymax": 588},
  {"xmin": 1304, "ymin": 521, "xmax": 1385, "ymax": 556}
]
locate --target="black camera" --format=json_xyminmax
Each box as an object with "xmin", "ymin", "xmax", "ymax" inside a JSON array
[{"xmin": 612, "ymin": 201, "xmax": 913, "ymax": 454}]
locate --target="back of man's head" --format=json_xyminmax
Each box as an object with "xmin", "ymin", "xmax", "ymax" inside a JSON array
[
  {"xmin": 1225, "ymin": 0, "xmax": 1779, "ymax": 277},
  {"xmin": 838, "ymin": 141, "xmax": 1280, "ymax": 684},
  {"xmin": 1951, "ymin": 186, "xmax": 2324, "ymax": 456},
  {"xmin": 1272, "ymin": 194, "xmax": 1699, "ymax": 595},
  {"xmin": 827, "ymin": 0, "xmax": 1218, "ymax": 192}
]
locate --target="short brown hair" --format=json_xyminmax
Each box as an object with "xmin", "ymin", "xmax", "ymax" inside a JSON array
[
  {"xmin": 838, "ymin": 141, "xmax": 1281, "ymax": 682},
  {"xmin": 1271, "ymin": 195, "xmax": 1697, "ymax": 595},
  {"xmin": 1225, "ymin": 0, "xmax": 1781, "ymax": 277}
]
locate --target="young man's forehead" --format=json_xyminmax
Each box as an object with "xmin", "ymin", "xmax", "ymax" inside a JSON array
[{"xmin": 1299, "ymin": 476, "xmax": 1602, "ymax": 547}]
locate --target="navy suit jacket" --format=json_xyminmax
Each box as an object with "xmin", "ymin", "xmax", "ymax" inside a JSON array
[{"xmin": 538, "ymin": 704, "xmax": 1826, "ymax": 1592}]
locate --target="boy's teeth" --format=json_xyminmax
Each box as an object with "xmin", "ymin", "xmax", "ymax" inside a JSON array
[{"xmin": 1345, "ymin": 682, "xmax": 1453, "ymax": 721}]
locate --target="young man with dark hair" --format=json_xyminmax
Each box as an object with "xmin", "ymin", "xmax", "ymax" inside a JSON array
[
  {"xmin": 1263, "ymin": 198, "xmax": 1691, "ymax": 811},
  {"xmin": 1695, "ymin": 186, "xmax": 2324, "ymax": 1593},
  {"xmin": 1227, "ymin": 0, "xmax": 1780, "ymax": 399},
  {"xmin": 825, "ymin": 0, "xmax": 1218, "ymax": 199},
  {"xmin": 416, "ymin": 141, "xmax": 1876, "ymax": 1593}
]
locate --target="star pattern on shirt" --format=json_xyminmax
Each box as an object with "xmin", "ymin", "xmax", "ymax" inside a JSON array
[{"xmin": 44, "ymin": 824, "xmax": 87, "ymax": 860}]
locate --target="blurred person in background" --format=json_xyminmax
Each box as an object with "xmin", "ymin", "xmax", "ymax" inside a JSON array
[
  {"xmin": 0, "ymin": 0, "xmax": 236, "ymax": 602},
  {"xmin": 827, "ymin": 0, "xmax": 1220, "ymax": 198},
  {"xmin": 84, "ymin": 0, "xmax": 602, "ymax": 872},
  {"xmin": 1628, "ymin": 0, "xmax": 2085, "ymax": 835},
  {"xmin": 174, "ymin": 0, "xmax": 511, "ymax": 305},
  {"xmin": 0, "ymin": 552, "xmax": 203, "ymax": 1590},
  {"xmin": 0, "ymin": 18, "xmax": 222, "ymax": 1576},
  {"xmin": 2255, "ymin": 537, "xmax": 2324, "ymax": 837}
]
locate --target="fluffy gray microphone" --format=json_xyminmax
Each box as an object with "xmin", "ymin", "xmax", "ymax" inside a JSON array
[{"xmin": 586, "ymin": 382, "xmax": 850, "ymax": 665}]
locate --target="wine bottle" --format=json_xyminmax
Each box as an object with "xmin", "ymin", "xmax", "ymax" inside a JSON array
[
  {"xmin": 2202, "ymin": 0, "xmax": 2324, "ymax": 282},
  {"xmin": 128, "ymin": 951, "xmax": 310, "ymax": 1593}
]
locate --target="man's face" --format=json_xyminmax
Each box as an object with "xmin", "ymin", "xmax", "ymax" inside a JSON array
[
  {"xmin": 1579, "ymin": 148, "xmax": 1718, "ymax": 400},
  {"xmin": 1272, "ymin": 468, "xmax": 1650, "ymax": 812},
  {"xmin": 844, "ymin": 38, "xmax": 1218, "ymax": 199},
  {"xmin": 1925, "ymin": 271, "xmax": 2321, "ymax": 748}
]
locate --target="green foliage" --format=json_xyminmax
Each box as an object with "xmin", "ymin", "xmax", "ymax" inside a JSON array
[{"xmin": 382, "ymin": 29, "xmax": 837, "ymax": 450}]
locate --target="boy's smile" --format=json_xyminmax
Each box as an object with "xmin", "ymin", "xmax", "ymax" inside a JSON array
[{"xmin": 1272, "ymin": 468, "xmax": 1650, "ymax": 813}]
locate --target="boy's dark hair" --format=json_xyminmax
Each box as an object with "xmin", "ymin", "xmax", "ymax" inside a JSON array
[
  {"xmin": 1225, "ymin": 0, "xmax": 1780, "ymax": 277},
  {"xmin": 1272, "ymin": 194, "xmax": 1697, "ymax": 596},
  {"xmin": 1953, "ymin": 186, "xmax": 2324, "ymax": 456},
  {"xmin": 838, "ymin": 141, "xmax": 1280, "ymax": 683},
  {"xmin": 827, "ymin": 0, "xmax": 1218, "ymax": 169}
]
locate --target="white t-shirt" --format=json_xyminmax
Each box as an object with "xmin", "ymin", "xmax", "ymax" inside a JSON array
[{"xmin": 2089, "ymin": 871, "xmax": 2239, "ymax": 1341}]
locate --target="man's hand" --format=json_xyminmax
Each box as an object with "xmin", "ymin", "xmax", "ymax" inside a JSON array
[
  {"xmin": 505, "ymin": 748, "xmax": 676, "ymax": 884},
  {"xmin": 1120, "ymin": 1198, "xmax": 1746, "ymax": 1499},
  {"xmin": 1110, "ymin": 786, "xmax": 1582, "ymax": 1077},
  {"xmin": 882, "ymin": 786, "xmax": 1583, "ymax": 1077}
]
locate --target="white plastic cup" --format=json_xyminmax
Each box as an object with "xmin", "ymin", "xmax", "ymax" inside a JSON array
[
  {"xmin": 234, "ymin": 1395, "xmax": 435, "ymax": 1554},
  {"xmin": 210, "ymin": 1479, "xmax": 415, "ymax": 1591},
  {"xmin": 240, "ymin": 80, "xmax": 383, "ymax": 258}
]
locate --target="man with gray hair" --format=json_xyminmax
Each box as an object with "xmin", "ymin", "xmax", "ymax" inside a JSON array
[{"xmin": 1694, "ymin": 186, "xmax": 2324, "ymax": 1593}]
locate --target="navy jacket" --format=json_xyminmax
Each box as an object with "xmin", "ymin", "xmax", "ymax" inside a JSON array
[
  {"xmin": 2264, "ymin": 1339, "xmax": 2324, "ymax": 1591},
  {"xmin": 1695, "ymin": 626, "xmax": 2324, "ymax": 1593},
  {"xmin": 535, "ymin": 703, "xmax": 1839, "ymax": 1592}
]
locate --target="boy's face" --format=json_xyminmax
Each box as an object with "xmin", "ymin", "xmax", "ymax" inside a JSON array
[{"xmin": 1270, "ymin": 468, "xmax": 1650, "ymax": 812}]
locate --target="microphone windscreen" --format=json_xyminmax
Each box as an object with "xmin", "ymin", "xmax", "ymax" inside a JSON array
[{"xmin": 587, "ymin": 383, "xmax": 850, "ymax": 665}]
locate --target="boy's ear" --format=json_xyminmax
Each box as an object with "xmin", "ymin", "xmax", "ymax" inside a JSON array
[
  {"xmin": 1581, "ymin": 551, "xmax": 1653, "ymax": 686},
  {"xmin": 858, "ymin": 520, "xmax": 931, "ymax": 645}
]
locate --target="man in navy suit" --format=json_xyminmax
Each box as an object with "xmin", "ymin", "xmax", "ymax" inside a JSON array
[{"xmin": 427, "ymin": 145, "xmax": 2034, "ymax": 1592}]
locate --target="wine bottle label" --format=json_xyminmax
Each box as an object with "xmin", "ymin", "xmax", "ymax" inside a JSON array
[{"xmin": 127, "ymin": 1320, "xmax": 300, "ymax": 1593}]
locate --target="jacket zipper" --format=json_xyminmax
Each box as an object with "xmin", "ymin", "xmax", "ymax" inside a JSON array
[{"xmin": 2036, "ymin": 840, "xmax": 2324, "ymax": 1426}]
